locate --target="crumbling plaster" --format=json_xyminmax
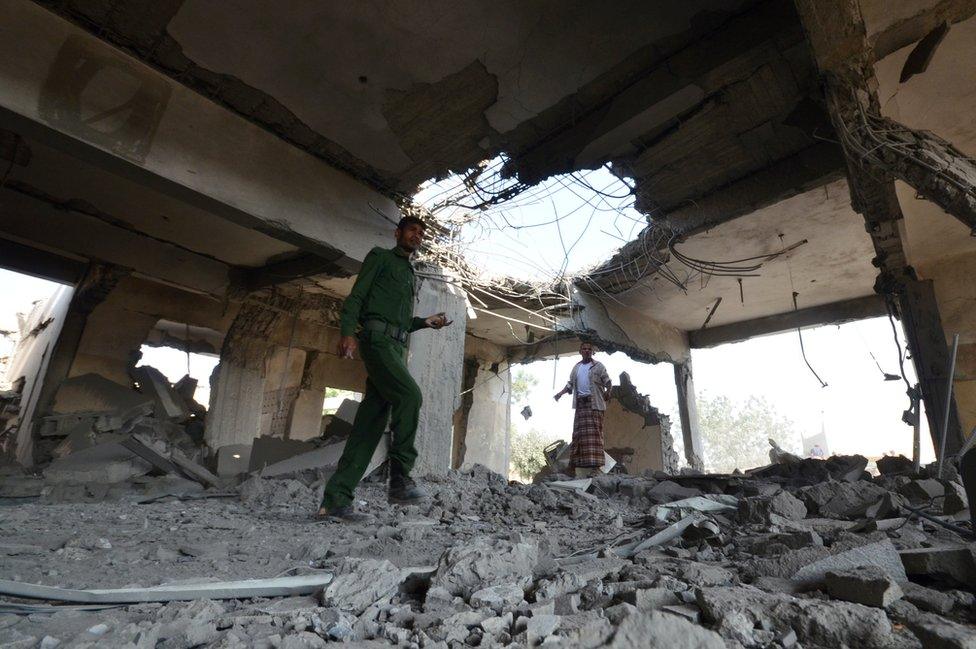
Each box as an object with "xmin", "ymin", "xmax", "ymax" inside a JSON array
[{"xmin": 458, "ymin": 361, "xmax": 512, "ymax": 477}]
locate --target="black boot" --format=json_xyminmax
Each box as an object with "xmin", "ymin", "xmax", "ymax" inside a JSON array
[
  {"xmin": 389, "ymin": 462, "xmax": 428, "ymax": 504},
  {"xmin": 316, "ymin": 504, "xmax": 371, "ymax": 523}
]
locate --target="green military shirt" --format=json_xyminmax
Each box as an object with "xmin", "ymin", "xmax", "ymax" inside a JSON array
[{"xmin": 339, "ymin": 246, "xmax": 427, "ymax": 337}]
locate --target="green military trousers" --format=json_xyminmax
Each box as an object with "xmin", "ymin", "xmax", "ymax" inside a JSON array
[{"xmin": 320, "ymin": 331, "xmax": 422, "ymax": 510}]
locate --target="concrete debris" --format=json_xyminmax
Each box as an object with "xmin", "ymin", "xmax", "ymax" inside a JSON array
[
  {"xmin": 320, "ymin": 558, "xmax": 406, "ymax": 614},
  {"xmin": 2, "ymin": 456, "xmax": 974, "ymax": 646},
  {"xmin": 427, "ymin": 536, "xmax": 539, "ymax": 600},
  {"xmin": 824, "ymin": 565, "xmax": 904, "ymax": 607}
]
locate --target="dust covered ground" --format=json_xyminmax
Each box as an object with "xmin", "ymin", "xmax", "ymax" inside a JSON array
[{"xmin": 1, "ymin": 460, "xmax": 975, "ymax": 648}]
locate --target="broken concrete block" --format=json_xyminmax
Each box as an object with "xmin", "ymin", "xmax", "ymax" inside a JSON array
[
  {"xmin": 660, "ymin": 603, "xmax": 701, "ymax": 623},
  {"xmin": 523, "ymin": 613, "xmax": 560, "ymax": 646},
  {"xmin": 320, "ymin": 558, "xmax": 406, "ymax": 614},
  {"xmin": 43, "ymin": 442, "xmax": 152, "ymax": 483},
  {"xmin": 697, "ymin": 586, "xmax": 892, "ymax": 648},
  {"xmin": 534, "ymin": 557, "xmax": 625, "ymax": 600},
  {"xmin": 942, "ymin": 481, "xmax": 969, "ymax": 514},
  {"xmin": 608, "ymin": 609, "xmax": 724, "ymax": 648},
  {"xmin": 877, "ymin": 454, "xmax": 915, "ymax": 476},
  {"xmin": 899, "ymin": 478, "xmax": 946, "ymax": 504},
  {"xmin": 902, "ymin": 582, "xmax": 955, "ymax": 615},
  {"xmin": 798, "ymin": 480, "xmax": 889, "ymax": 519},
  {"xmin": 907, "ymin": 613, "xmax": 976, "ymax": 649},
  {"xmin": 428, "ymin": 536, "xmax": 539, "ymax": 600},
  {"xmin": 739, "ymin": 490, "xmax": 807, "ymax": 523},
  {"xmin": 480, "ymin": 611, "xmax": 513, "ymax": 637},
  {"xmin": 824, "ymin": 565, "xmax": 904, "ymax": 607},
  {"xmin": 470, "ymin": 583, "xmax": 524, "ymax": 610},
  {"xmin": 52, "ymin": 373, "xmax": 152, "ymax": 414},
  {"xmin": 900, "ymin": 546, "xmax": 976, "ymax": 590},
  {"xmin": 216, "ymin": 444, "xmax": 251, "ymax": 477},
  {"xmin": 132, "ymin": 366, "xmax": 189, "ymax": 421},
  {"xmin": 646, "ymin": 480, "xmax": 702, "ymax": 504},
  {"xmin": 794, "ymin": 539, "xmax": 907, "ymax": 586},
  {"xmin": 248, "ymin": 436, "xmax": 316, "ymax": 473},
  {"xmin": 623, "ymin": 587, "xmax": 680, "ymax": 610}
]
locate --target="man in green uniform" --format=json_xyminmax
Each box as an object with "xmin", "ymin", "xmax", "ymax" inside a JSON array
[{"xmin": 317, "ymin": 215, "xmax": 452, "ymax": 521}]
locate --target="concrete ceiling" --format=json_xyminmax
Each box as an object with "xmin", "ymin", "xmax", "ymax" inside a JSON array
[
  {"xmin": 612, "ymin": 179, "xmax": 878, "ymax": 332},
  {"xmin": 4, "ymin": 136, "xmax": 300, "ymax": 267}
]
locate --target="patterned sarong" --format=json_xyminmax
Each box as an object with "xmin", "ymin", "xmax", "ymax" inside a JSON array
[{"xmin": 570, "ymin": 396, "xmax": 605, "ymax": 468}]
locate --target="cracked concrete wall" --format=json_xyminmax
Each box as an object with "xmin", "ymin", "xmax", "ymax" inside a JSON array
[
  {"xmin": 603, "ymin": 373, "xmax": 680, "ymax": 475},
  {"xmin": 68, "ymin": 277, "xmax": 235, "ymax": 385},
  {"xmin": 458, "ymin": 361, "xmax": 512, "ymax": 477},
  {"xmin": 407, "ymin": 274, "xmax": 468, "ymax": 476}
]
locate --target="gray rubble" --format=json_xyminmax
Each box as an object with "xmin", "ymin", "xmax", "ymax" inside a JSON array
[{"xmin": 1, "ymin": 452, "xmax": 975, "ymax": 647}]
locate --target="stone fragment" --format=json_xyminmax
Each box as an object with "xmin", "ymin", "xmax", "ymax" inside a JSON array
[
  {"xmin": 697, "ymin": 586, "xmax": 892, "ymax": 648},
  {"xmin": 607, "ymin": 609, "xmax": 724, "ymax": 648},
  {"xmin": 278, "ymin": 631, "xmax": 328, "ymax": 649},
  {"xmin": 739, "ymin": 490, "xmax": 807, "ymax": 523},
  {"xmin": 660, "ymin": 604, "xmax": 701, "ymax": 623},
  {"xmin": 902, "ymin": 583, "xmax": 955, "ymax": 615},
  {"xmin": 899, "ymin": 478, "xmax": 946, "ymax": 504},
  {"xmin": 646, "ymin": 480, "xmax": 702, "ymax": 504},
  {"xmin": 797, "ymin": 480, "xmax": 889, "ymax": 519},
  {"xmin": 907, "ymin": 613, "xmax": 976, "ymax": 649},
  {"xmin": 428, "ymin": 536, "xmax": 538, "ymax": 601},
  {"xmin": 900, "ymin": 546, "xmax": 976, "ymax": 590},
  {"xmin": 312, "ymin": 608, "xmax": 356, "ymax": 641},
  {"xmin": 623, "ymin": 587, "xmax": 680, "ymax": 610},
  {"xmin": 942, "ymin": 481, "xmax": 969, "ymax": 514},
  {"xmin": 534, "ymin": 557, "xmax": 625, "ymax": 600},
  {"xmin": 470, "ymin": 583, "xmax": 524, "ymax": 610},
  {"xmin": 480, "ymin": 612, "xmax": 513, "ymax": 636},
  {"xmin": 793, "ymin": 539, "xmax": 907, "ymax": 586},
  {"xmin": 877, "ymin": 454, "xmax": 915, "ymax": 475},
  {"xmin": 39, "ymin": 637, "xmax": 60, "ymax": 649},
  {"xmin": 824, "ymin": 565, "xmax": 904, "ymax": 607},
  {"xmin": 523, "ymin": 614, "xmax": 560, "ymax": 645},
  {"xmin": 554, "ymin": 592, "xmax": 580, "ymax": 615},
  {"xmin": 321, "ymin": 558, "xmax": 406, "ymax": 614}
]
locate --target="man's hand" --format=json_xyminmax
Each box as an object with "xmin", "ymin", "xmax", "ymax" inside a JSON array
[
  {"xmin": 424, "ymin": 312, "xmax": 453, "ymax": 329},
  {"xmin": 554, "ymin": 389, "xmax": 566, "ymax": 402},
  {"xmin": 337, "ymin": 335, "xmax": 358, "ymax": 359}
]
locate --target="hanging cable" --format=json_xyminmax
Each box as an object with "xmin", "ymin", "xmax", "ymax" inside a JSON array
[{"xmin": 780, "ymin": 234, "xmax": 827, "ymax": 388}]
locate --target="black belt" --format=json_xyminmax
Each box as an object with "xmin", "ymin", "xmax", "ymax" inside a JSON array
[{"xmin": 362, "ymin": 319, "xmax": 408, "ymax": 344}]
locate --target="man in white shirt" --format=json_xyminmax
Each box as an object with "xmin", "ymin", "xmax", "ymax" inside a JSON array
[{"xmin": 554, "ymin": 342, "xmax": 612, "ymax": 476}]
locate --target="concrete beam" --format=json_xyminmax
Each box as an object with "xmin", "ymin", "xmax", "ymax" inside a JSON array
[
  {"xmin": 689, "ymin": 294, "xmax": 887, "ymax": 348},
  {"xmin": 871, "ymin": 0, "xmax": 976, "ymax": 60},
  {"xmin": 0, "ymin": 2, "xmax": 398, "ymax": 272},
  {"xmin": 0, "ymin": 235, "xmax": 86, "ymax": 284}
]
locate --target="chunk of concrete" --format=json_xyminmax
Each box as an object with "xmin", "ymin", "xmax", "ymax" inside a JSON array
[
  {"xmin": 739, "ymin": 490, "xmax": 807, "ymax": 523},
  {"xmin": 798, "ymin": 480, "xmax": 889, "ymax": 519},
  {"xmin": 646, "ymin": 480, "xmax": 702, "ymax": 504},
  {"xmin": 876, "ymin": 454, "xmax": 915, "ymax": 476},
  {"xmin": 697, "ymin": 586, "xmax": 892, "ymax": 648},
  {"xmin": 794, "ymin": 539, "xmax": 907, "ymax": 586},
  {"xmin": 470, "ymin": 583, "xmax": 524, "ymax": 611},
  {"xmin": 899, "ymin": 478, "xmax": 946, "ymax": 504},
  {"xmin": 51, "ymin": 374, "xmax": 152, "ymax": 414},
  {"xmin": 216, "ymin": 444, "xmax": 251, "ymax": 477},
  {"xmin": 608, "ymin": 609, "xmax": 724, "ymax": 648},
  {"xmin": 320, "ymin": 558, "xmax": 406, "ymax": 615},
  {"xmin": 824, "ymin": 565, "xmax": 903, "ymax": 607},
  {"xmin": 523, "ymin": 613, "xmax": 560, "ymax": 646},
  {"xmin": 902, "ymin": 582, "xmax": 955, "ymax": 615},
  {"xmin": 43, "ymin": 442, "xmax": 152, "ymax": 483},
  {"xmin": 131, "ymin": 366, "xmax": 189, "ymax": 421},
  {"xmin": 249, "ymin": 436, "xmax": 315, "ymax": 473},
  {"xmin": 623, "ymin": 587, "xmax": 680, "ymax": 610},
  {"xmin": 428, "ymin": 536, "xmax": 539, "ymax": 600},
  {"xmin": 900, "ymin": 546, "xmax": 976, "ymax": 590},
  {"xmin": 907, "ymin": 613, "xmax": 976, "ymax": 649}
]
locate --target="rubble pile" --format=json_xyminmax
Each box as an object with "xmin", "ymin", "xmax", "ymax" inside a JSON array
[{"xmin": 0, "ymin": 455, "xmax": 974, "ymax": 647}]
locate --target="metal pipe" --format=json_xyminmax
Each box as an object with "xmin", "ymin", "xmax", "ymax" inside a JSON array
[{"xmin": 938, "ymin": 333, "xmax": 960, "ymax": 479}]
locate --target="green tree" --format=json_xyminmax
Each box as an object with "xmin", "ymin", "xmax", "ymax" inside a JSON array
[
  {"xmin": 698, "ymin": 393, "xmax": 801, "ymax": 473},
  {"xmin": 509, "ymin": 425, "xmax": 552, "ymax": 481},
  {"xmin": 511, "ymin": 369, "xmax": 539, "ymax": 405}
]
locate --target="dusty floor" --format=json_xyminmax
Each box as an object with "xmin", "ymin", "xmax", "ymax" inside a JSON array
[{"xmin": 1, "ymin": 462, "xmax": 974, "ymax": 648}]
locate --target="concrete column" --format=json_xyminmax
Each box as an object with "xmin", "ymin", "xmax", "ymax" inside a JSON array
[
  {"xmin": 674, "ymin": 361, "xmax": 704, "ymax": 471},
  {"xmin": 205, "ymin": 300, "xmax": 283, "ymax": 450},
  {"xmin": 898, "ymin": 278, "xmax": 965, "ymax": 457},
  {"xmin": 457, "ymin": 361, "xmax": 512, "ymax": 476},
  {"xmin": 259, "ymin": 347, "xmax": 306, "ymax": 438},
  {"xmin": 407, "ymin": 272, "xmax": 467, "ymax": 476}
]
